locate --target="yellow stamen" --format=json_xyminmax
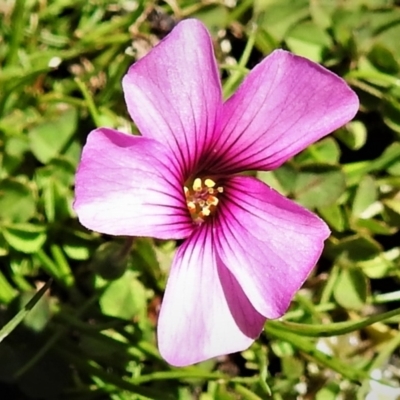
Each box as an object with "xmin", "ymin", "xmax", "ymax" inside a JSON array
[
  {"xmin": 204, "ymin": 178, "xmax": 216, "ymax": 188},
  {"xmin": 187, "ymin": 201, "xmax": 196, "ymax": 213},
  {"xmin": 207, "ymin": 195, "xmax": 219, "ymax": 206},
  {"xmin": 184, "ymin": 177, "xmax": 223, "ymax": 223},
  {"xmin": 202, "ymin": 207, "xmax": 211, "ymax": 216},
  {"xmin": 193, "ymin": 178, "xmax": 202, "ymax": 191}
]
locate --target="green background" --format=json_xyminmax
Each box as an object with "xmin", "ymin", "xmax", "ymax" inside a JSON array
[{"xmin": 1, "ymin": 0, "xmax": 400, "ymax": 399}]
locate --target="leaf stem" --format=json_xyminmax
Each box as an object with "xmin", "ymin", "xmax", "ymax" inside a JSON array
[{"xmin": 270, "ymin": 306, "xmax": 400, "ymax": 337}]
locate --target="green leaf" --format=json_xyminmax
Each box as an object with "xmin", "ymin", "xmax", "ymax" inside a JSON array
[
  {"xmin": 353, "ymin": 218, "xmax": 396, "ymax": 236},
  {"xmin": 318, "ymin": 204, "xmax": 346, "ymax": 232},
  {"xmin": 133, "ymin": 237, "xmax": 162, "ymax": 286},
  {"xmin": 383, "ymin": 198, "xmax": 400, "ymax": 226},
  {"xmin": 35, "ymin": 157, "xmax": 76, "ymax": 188},
  {"xmin": 335, "ymin": 121, "xmax": 367, "ymax": 150},
  {"xmin": 351, "ymin": 175, "xmax": 377, "ymax": 218},
  {"xmin": 271, "ymin": 163, "xmax": 297, "ymax": 195},
  {"xmin": 270, "ymin": 340, "xmax": 294, "ymax": 357},
  {"xmin": 62, "ymin": 232, "xmax": 92, "ymax": 261},
  {"xmin": 194, "ymin": 5, "xmax": 229, "ymax": 33},
  {"xmin": 331, "ymin": 7, "xmax": 365, "ymax": 48},
  {"xmin": 0, "ymin": 178, "xmax": 36, "ymax": 223},
  {"xmin": 2, "ymin": 223, "xmax": 47, "ymax": 253},
  {"xmin": 333, "ymin": 267, "xmax": 369, "ymax": 310},
  {"xmin": 374, "ymin": 16, "xmax": 400, "ymax": 57},
  {"xmin": 99, "ymin": 270, "xmax": 147, "ymax": 320},
  {"xmin": 0, "ymin": 269, "xmax": 17, "ymax": 303},
  {"xmin": 0, "ymin": 135, "xmax": 29, "ymax": 178},
  {"xmin": 0, "ymin": 233, "xmax": 9, "ymax": 257},
  {"xmin": 368, "ymin": 43, "xmax": 399, "ymax": 74},
  {"xmin": 373, "ymin": 142, "xmax": 400, "ymax": 171},
  {"xmin": 316, "ymin": 383, "xmax": 340, "ymax": 400},
  {"xmin": 257, "ymin": 171, "xmax": 288, "ymax": 196},
  {"xmin": 358, "ymin": 248, "xmax": 399, "ymax": 279},
  {"xmin": 309, "ymin": 0, "xmax": 335, "ymax": 29},
  {"xmin": 297, "ymin": 137, "xmax": 340, "ymax": 165},
  {"xmin": 327, "ymin": 235, "xmax": 382, "ymax": 262},
  {"xmin": 35, "ymin": 158, "xmax": 75, "ymax": 222},
  {"xmin": 293, "ymin": 164, "xmax": 346, "ymax": 209},
  {"xmin": 41, "ymin": 179, "xmax": 56, "ymax": 223},
  {"xmin": 382, "ymin": 98, "xmax": 400, "ymax": 134},
  {"xmin": 256, "ymin": 0, "xmax": 309, "ymax": 42},
  {"xmin": 281, "ymin": 356, "xmax": 304, "ymax": 380},
  {"xmin": 254, "ymin": 27, "xmax": 277, "ymax": 55},
  {"xmin": 314, "ymin": 138, "xmax": 341, "ymax": 164},
  {"xmin": 285, "ymin": 21, "xmax": 332, "ymax": 62},
  {"xmin": 41, "ymin": 179, "xmax": 72, "ymax": 223},
  {"xmin": 388, "ymin": 159, "xmax": 400, "ymax": 176},
  {"xmin": 29, "ymin": 107, "xmax": 78, "ymax": 164},
  {"xmin": 344, "ymin": 142, "xmax": 400, "ymax": 186}
]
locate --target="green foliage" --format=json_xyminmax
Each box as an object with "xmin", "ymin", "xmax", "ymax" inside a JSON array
[
  {"xmin": 1, "ymin": 0, "xmax": 400, "ymax": 399},
  {"xmin": 29, "ymin": 106, "xmax": 78, "ymax": 164}
]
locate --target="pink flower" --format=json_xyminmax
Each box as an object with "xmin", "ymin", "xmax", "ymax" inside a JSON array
[{"xmin": 74, "ymin": 19, "xmax": 359, "ymax": 366}]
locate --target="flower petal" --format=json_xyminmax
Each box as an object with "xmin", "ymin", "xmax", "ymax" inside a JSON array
[
  {"xmin": 158, "ymin": 224, "xmax": 265, "ymax": 366},
  {"xmin": 210, "ymin": 50, "xmax": 359, "ymax": 173},
  {"xmin": 215, "ymin": 176, "xmax": 330, "ymax": 319},
  {"xmin": 122, "ymin": 19, "xmax": 222, "ymax": 177},
  {"xmin": 74, "ymin": 128, "xmax": 193, "ymax": 239}
]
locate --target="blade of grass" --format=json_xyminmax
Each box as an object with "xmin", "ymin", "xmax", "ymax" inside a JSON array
[
  {"xmin": 13, "ymin": 285, "xmax": 107, "ymax": 379},
  {"xmin": 0, "ymin": 279, "xmax": 52, "ymax": 342},
  {"xmin": 5, "ymin": 0, "xmax": 26, "ymax": 66}
]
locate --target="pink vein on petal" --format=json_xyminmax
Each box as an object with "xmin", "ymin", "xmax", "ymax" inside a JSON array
[
  {"xmin": 215, "ymin": 176, "xmax": 330, "ymax": 319},
  {"xmin": 158, "ymin": 223, "xmax": 265, "ymax": 366},
  {"xmin": 122, "ymin": 19, "xmax": 222, "ymax": 177},
  {"xmin": 74, "ymin": 128, "xmax": 193, "ymax": 239},
  {"xmin": 209, "ymin": 50, "xmax": 359, "ymax": 173}
]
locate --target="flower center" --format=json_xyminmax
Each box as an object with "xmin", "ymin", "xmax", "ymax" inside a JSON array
[{"xmin": 184, "ymin": 177, "xmax": 223, "ymax": 223}]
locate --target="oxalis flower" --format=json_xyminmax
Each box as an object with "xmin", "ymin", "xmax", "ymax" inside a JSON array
[{"xmin": 74, "ymin": 19, "xmax": 359, "ymax": 366}]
